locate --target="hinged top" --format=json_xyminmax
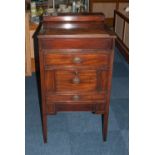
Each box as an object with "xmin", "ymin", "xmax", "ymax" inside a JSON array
[
  {"xmin": 38, "ymin": 13, "xmax": 116, "ymax": 39},
  {"xmin": 43, "ymin": 13, "xmax": 105, "ymax": 22}
]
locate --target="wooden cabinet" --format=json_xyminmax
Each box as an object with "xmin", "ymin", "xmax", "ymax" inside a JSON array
[{"xmin": 37, "ymin": 13, "xmax": 115, "ymax": 143}]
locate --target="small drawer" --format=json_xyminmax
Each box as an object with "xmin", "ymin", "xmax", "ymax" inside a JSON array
[
  {"xmin": 55, "ymin": 69, "xmax": 97, "ymax": 92},
  {"xmin": 46, "ymin": 92, "xmax": 105, "ymax": 104},
  {"xmin": 44, "ymin": 52, "xmax": 109, "ymax": 67},
  {"xmin": 45, "ymin": 69, "xmax": 109, "ymax": 93}
]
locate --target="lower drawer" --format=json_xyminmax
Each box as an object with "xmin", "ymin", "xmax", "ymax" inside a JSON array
[{"xmin": 46, "ymin": 92, "xmax": 106, "ymax": 104}]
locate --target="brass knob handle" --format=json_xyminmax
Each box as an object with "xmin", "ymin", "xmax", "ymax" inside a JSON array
[
  {"xmin": 72, "ymin": 95, "xmax": 80, "ymax": 101},
  {"xmin": 72, "ymin": 77, "xmax": 80, "ymax": 84},
  {"xmin": 73, "ymin": 57, "xmax": 82, "ymax": 64}
]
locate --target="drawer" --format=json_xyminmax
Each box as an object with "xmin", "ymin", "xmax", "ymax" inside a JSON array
[
  {"xmin": 45, "ymin": 69, "xmax": 109, "ymax": 93},
  {"xmin": 44, "ymin": 52, "xmax": 109, "ymax": 67},
  {"xmin": 46, "ymin": 92, "xmax": 105, "ymax": 104},
  {"xmin": 41, "ymin": 38, "xmax": 113, "ymax": 49},
  {"xmin": 55, "ymin": 69, "xmax": 97, "ymax": 92}
]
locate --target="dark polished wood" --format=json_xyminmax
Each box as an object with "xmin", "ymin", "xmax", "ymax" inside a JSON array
[
  {"xmin": 37, "ymin": 13, "xmax": 115, "ymax": 143},
  {"xmin": 44, "ymin": 52, "xmax": 110, "ymax": 66},
  {"xmin": 43, "ymin": 13, "xmax": 105, "ymax": 22}
]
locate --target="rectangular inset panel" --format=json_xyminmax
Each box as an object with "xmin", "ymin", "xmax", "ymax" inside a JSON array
[
  {"xmin": 55, "ymin": 70, "xmax": 97, "ymax": 92},
  {"xmin": 101, "ymin": 70, "xmax": 109, "ymax": 91},
  {"xmin": 45, "ymin": 70, "xmax": 55, "ymax": 92}
]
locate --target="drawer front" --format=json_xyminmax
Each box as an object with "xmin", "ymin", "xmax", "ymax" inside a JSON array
[
  {"xmin": 41, "ymin": 38, "xmax": 113, "ymax": 49},
  {"xmin": 45, "ymin": 69, "xmax": 109, "ymax": 93},
  {"xmin": 44, "ymin": 52, "xmax": 110, "ymax": 67},
  {"xmin": 55, "ymin": 70, "xmax": 97, "ymax": 92},
  {"xmin": 46, "ymin": 92, "xmax": 105, "ymax": 104}
]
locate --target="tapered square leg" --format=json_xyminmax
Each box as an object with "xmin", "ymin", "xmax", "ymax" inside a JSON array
[
  {"xmin": 102, "ymin": 113, "xmax": 109, "ymax": 142},
  {"xmin": 42, "ymin": 115, "xmax": 47, "ymax": 143}
]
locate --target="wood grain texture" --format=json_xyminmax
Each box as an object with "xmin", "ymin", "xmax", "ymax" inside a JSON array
[
  {"xmin": 41, "ymin": 38, "xmax": 113, "ymax": 49},
  {"xmin": 44, "ymin": 52, "xmax": 110, "ymax": 67},
  {"xmin": 43, "ymin": 13, "xmax": 105, "ymax": 22},
  {"xmin": 37, "ymin": 13, "xmax": 115, "ymax": 143},
  {"xmin": 46, "ymin": 92, "xmax": 106, "ymax": 104},
  {"xmin": 45, "ymin": 69, "xmax": 109, "ymax": 93},
  {"xmin": 43, "ymin": 21, "xmax": 106, "ymax": 29}
]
